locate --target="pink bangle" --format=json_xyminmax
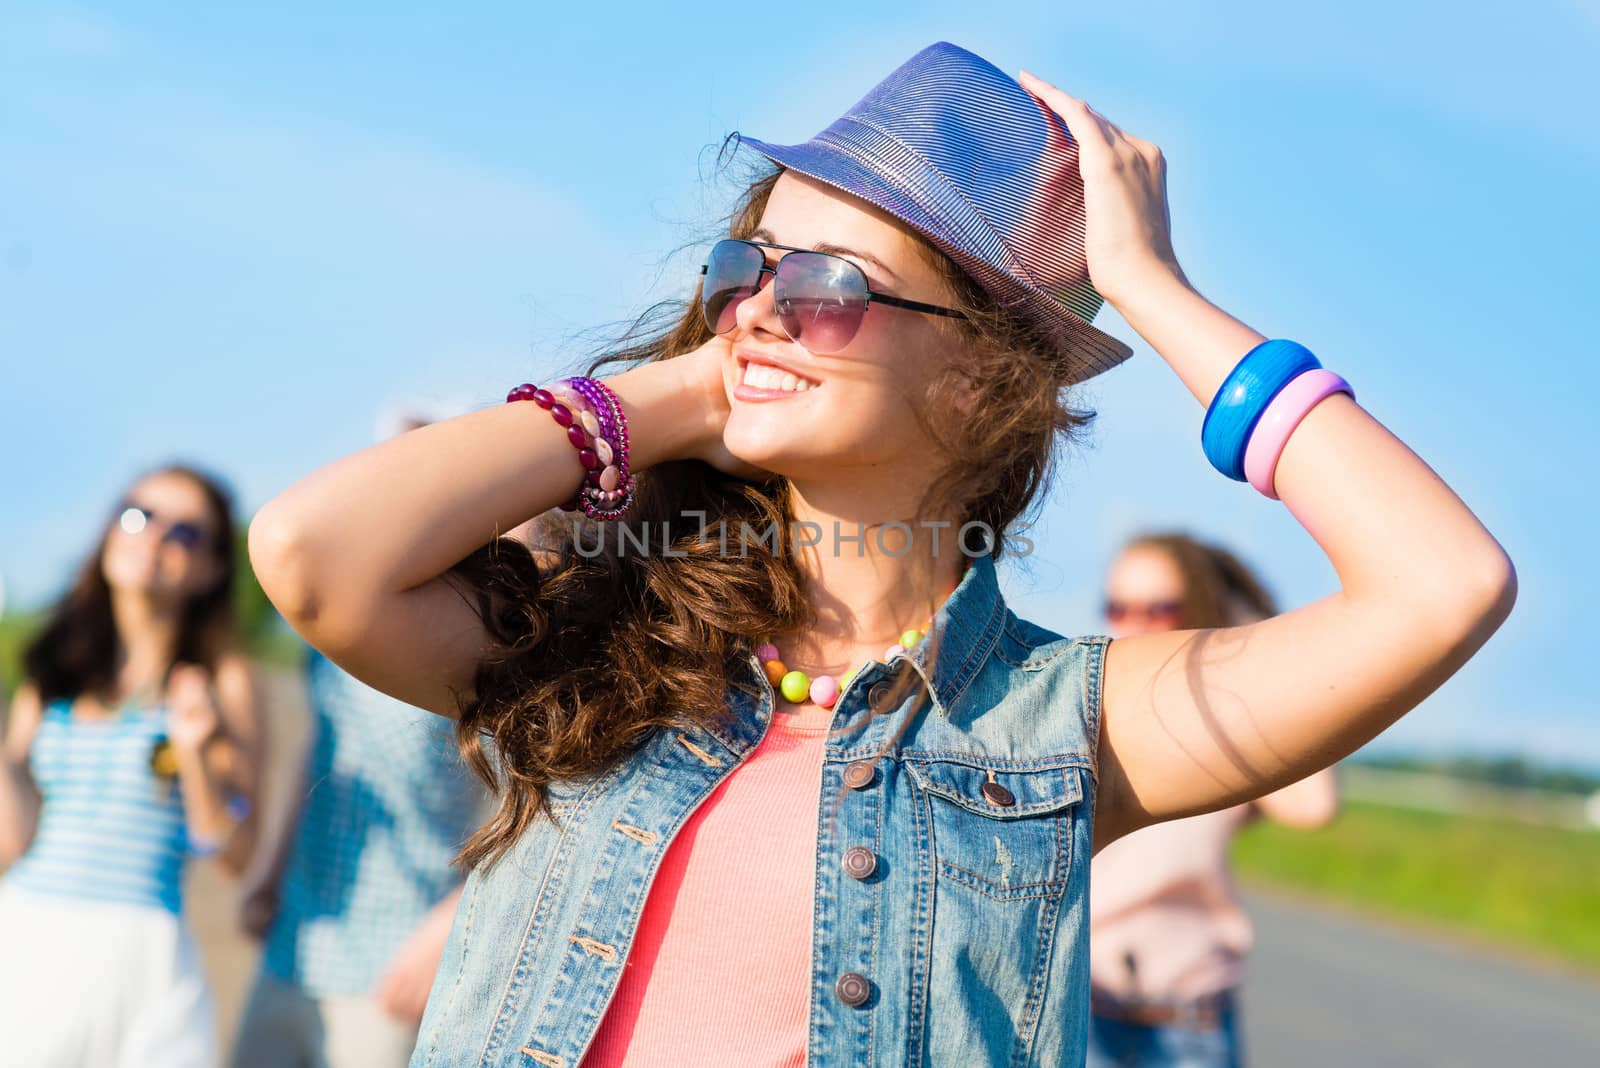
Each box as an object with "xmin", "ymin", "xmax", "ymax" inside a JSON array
[{"xmin": 1243, "ymin": 369, "xmax": 1354, "ymax": 499}]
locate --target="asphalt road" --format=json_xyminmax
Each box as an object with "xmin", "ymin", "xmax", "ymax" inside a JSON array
[{"xmin": 1242, "ymin": 888, "xmax": 1600, "ymax": 1067}]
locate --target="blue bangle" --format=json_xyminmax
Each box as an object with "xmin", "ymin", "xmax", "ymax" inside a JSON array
[{"xmin": 1201, "ymin": 339, "xmax": 1321, "ymax": 480}]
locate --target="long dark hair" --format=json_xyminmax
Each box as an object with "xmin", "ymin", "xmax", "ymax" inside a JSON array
[
  {"xmin": 23, "ymin": 464, "xmax": 239, "ymax": 705},
  {"xmin": 448, "ymin": 160, "xmax": 1098, "ymax": 870}
]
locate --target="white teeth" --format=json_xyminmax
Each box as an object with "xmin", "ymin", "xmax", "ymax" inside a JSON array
[{"xmin": 741, "ymin": 361, "xmax": 817, "ymax": 392}]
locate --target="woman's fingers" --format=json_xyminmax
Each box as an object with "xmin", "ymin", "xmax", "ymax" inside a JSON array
[
  {"xmin": 1018, "ymin": 69, "xmax": 1114, "ymax": 155},
  {"xmin": 1019, "ymin": 69, "xmax": 1158, "ymax": 169},
  {"xmin": 1016, "ymin": 66, "xmax": 1183, "ymax": 308}
]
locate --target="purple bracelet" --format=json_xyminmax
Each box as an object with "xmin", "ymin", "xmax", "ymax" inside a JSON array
[
  {"xmin": 560, "ymin": 377, "xmax": 635, "ymax": 520},
  {"xmin": 565, "ymin": 377, "xmax": 632, "ymax": 480},
  {"xmin": 505, "ymin": 378, "xmax": 635, "ymax": 520}
]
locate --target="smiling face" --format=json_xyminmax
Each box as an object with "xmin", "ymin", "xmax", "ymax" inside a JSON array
[
  {"xmin": 717, "ymin": 171, "xmax": 969, "ymax": 481},
  {"xmin": 100, "ymin": 471, "xmax": 226, "ymax": 604}
]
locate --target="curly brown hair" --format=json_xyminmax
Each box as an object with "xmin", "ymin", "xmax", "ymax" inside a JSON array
[{"xmin": 448, "ymin": 161, "xmax": 1098, "ymax": 870}]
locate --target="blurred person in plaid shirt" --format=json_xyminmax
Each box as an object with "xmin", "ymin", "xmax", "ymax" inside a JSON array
[{"xmin": 230, "ymin": 407, "xmax": 487, "ymax": 1068}]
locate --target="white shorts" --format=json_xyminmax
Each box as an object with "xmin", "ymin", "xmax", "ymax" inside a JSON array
[{"xmin": 0, "ymin": 882, "xmax": 217, "ymax": 1068}]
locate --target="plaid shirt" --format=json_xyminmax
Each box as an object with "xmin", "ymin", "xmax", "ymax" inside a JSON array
[{"xmin": 263, "ymin": 651, "xmax": 483, "ymax": 997}]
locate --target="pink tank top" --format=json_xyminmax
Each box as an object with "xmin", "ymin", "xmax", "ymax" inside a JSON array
[{"xmin": 583, "ymin": 704, "xmax": 832, "ymax": 1067}]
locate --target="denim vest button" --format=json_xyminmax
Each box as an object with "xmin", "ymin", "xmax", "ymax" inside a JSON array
[
  {"xmin": 835, "ymin": 971, "xmax": 872, "ymax": 1007},
  {"xmin": 843, "ymin": 761, "xmax": 876, "ymax": 789},
  {"xmin": 980, "ymin": 780, "xmax": 1016, "ymax": 807},
  {"xmin": 841, "ymin": 846, "xmax": 877, "ymax": 880},
  {"xmin": 867, "ymin": 681, "xmax": 893, "ymax": 713}
]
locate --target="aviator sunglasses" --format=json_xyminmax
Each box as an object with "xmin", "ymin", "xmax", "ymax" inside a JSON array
[
  {"xmin": 1103, "ymin": 599, "xmax": 1185, "ymax": 628},
  {"xmin": 115, "ymin": 501, "xmax": 210, "ymax": 551},
  {"xmin": 699, "ymin": 238, "xmax": 965, "ymax": 354}
]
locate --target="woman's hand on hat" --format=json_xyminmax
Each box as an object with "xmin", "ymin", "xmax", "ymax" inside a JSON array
[{"xmin": 1017, "ymin": 70, "xmax": 1190, "ymax": 310}]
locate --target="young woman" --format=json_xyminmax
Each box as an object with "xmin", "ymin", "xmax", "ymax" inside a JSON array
[
  {"xmin": 1088, "ymin": 534, "xmax": 1339, "ymax": 1068},
  {"xmin": 0, "ymin": 465, "xmax": 263, "ymax": 1067},
  {"xmin": 249, "ymin": 43, "xmax": 1514, "ymax": 1067}
]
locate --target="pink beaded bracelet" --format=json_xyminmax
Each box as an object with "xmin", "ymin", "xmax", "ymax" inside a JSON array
[
  {"xmin": 1242, "ymin": 369, "xmax": 1354, "ymax": 499},
  {"xmin": 505, "ymin": 379, "xmax": 635, "ymax": 519},
  {"xmin": 559, "ymin": 377, "xmax": 635, "ymax": 519}
]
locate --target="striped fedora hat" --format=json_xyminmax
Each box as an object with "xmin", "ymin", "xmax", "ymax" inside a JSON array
[{"xmin": 735, "ymin": 41, "xmax": 1133, "ymax": 384}]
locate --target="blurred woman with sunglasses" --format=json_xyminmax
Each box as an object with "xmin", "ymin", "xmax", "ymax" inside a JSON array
[
  {"xmin": 0, "ymin": 464, "xmax": 263, "ymax": 1067},
  {"xmin": 1089, "ymin": 533, "xmax": 1338, "ymax": 1068},
  {"xmin": 249, "ymin": 43, "xmax": 1511, "ymax": 1066}
]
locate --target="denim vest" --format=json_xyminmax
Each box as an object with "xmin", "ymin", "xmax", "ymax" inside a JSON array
[{"xmin": 414, "ymin": 555, "xmax": 1107, "ymax": 1067}]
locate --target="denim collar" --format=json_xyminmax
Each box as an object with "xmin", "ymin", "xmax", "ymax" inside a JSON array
[
  {"xmin": 905, "ymin": 552, "xmax": 1006, "ymax": 718},
  {"xmin": 730, "ymin": 553, "xmax": 1007, "ymax": 720}
]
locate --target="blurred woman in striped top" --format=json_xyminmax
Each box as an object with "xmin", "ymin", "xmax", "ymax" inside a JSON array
[{"xmin": 0, "ymin": 464, "xmax": 264, "ymax": 1067}]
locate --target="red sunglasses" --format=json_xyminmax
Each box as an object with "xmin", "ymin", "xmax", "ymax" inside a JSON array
[
  {"xmin": 1103, "ymin": 599, "xmax": 1185, "ymax": 627},
  {"xmin": 699, "ymin": 238, "xmax": 964, "ymax": 354}
]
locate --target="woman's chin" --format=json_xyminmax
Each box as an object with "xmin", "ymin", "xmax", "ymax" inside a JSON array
[{"xmin": 721, "ymin": 424, "xmax": 814, "ymax": 475}]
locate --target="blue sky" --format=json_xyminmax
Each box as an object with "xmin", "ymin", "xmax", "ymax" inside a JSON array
[{"xmin": 2, "ymin": 2, "xmax": 1596, "ymax": 764}]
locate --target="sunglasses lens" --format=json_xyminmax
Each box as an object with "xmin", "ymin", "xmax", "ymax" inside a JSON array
[
  {"xmin": 165, "ymin": 522, "xmax": 206, "ymax": 550},
  {"xmin": 1104, "ymin": 600, "xmax": 1184, "ymax": 626},
  {"xmin": 701, "ymin": 240, "xmax": 766, "ymax": 335},
  {"xmin": 774, "ymin": 252, "xmax": 867, "ymax": 354}
]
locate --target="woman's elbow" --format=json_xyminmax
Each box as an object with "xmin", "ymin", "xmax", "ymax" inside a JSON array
[
  {"xmin": 1407, "ymin": 540, "xmax": 1518, "ymax": 649},
  {"xmin": 1275, "ymin": 790, "xmax": 1340, "ymax": 830},
  {"xmin": 1455, "ymin": 543, "xmax": 1518, "ymax": 641},
  {"xmin": 248, "ymin": 502, "xmax": 325, "ymax": 634}
]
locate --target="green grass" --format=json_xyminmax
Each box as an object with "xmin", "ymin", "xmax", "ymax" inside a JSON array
[
  {"xmin": 0, "ymin": 613, "xmax": 34, "ymax": 694},
  {"xmin": 1233, "ymin": 799, "xmax": 1600, "ymax": 972},
  {"xmin": 1, "ymin": 611, "xmax": 304, "ymax": 698}
]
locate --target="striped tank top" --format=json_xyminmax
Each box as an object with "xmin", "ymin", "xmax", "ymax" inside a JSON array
[{"xmin": 4, "ymin": 700, "xmax": 191, "ymax": 913}]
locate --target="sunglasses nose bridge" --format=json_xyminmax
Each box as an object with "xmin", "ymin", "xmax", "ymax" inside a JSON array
[{"xmin": 727, "ymin": 260, "xmax": 790, "ymax": 342}]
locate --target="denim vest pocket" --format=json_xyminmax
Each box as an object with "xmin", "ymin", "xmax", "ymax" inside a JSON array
[{"xmin": 906, "ymin": 758, "xmax": 1083, "ymax": 902}]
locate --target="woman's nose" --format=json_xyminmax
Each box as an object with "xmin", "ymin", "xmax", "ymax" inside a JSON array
[{"xmin": 733, "ymin": 267, "xmax": 786, "ymax": 341}]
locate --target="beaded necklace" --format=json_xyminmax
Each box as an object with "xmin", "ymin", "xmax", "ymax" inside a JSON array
[{"xmin": 754, "ymin": 564, "xmax": 967, "ymax": 710}]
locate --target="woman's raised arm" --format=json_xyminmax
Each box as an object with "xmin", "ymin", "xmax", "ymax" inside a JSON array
[
  {"xmin": 1015, "ymin": 73, "xmax": 1516, "ymax": 848},
  {"xmin": 248, "ymin": 350, "xmax": 723, "ymax": 716},
  {"xmin": 0, "ymin": 684, "xmax": 44, "ymax": 865}
]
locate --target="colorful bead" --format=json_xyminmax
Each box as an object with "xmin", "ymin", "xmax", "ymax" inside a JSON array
[
  {"xmin": 779, "ymin": 670, "xmax": 812, "ymax": 704},
  {"xmin": 753, "ymin": 575, "xmax": 965, "ymax": 706},
  {"xmin": 599, "ymin": 465, "xmax": 620, "ymax": 491},
  {"xmin": 506, "ymin": 383, "xmax": 539, "ymax": 402},
  {"xmin": 810, "ymin": 675, "xmax": 840, "ymax": 708},
  {"xmin": 577, "ymin": 447, "xmax": 598, "ymax": 469},
  {"xmin": 549, "ymin": 403, "xmax": 573, "ymax": 427},
  {"xmin": 595, "ymin": 437, "xmax": 614, "ymax": 465},
  {"xmin": 532, "ymin": 388, "xmax": 554, "ymax": 408},
  {"xmin": 566, "ymin": 424, "xmax": 589, "ymax": 449},
  {"xmin": 579, "ymin": 410, "xmax": 601, "ymax": 436}
]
